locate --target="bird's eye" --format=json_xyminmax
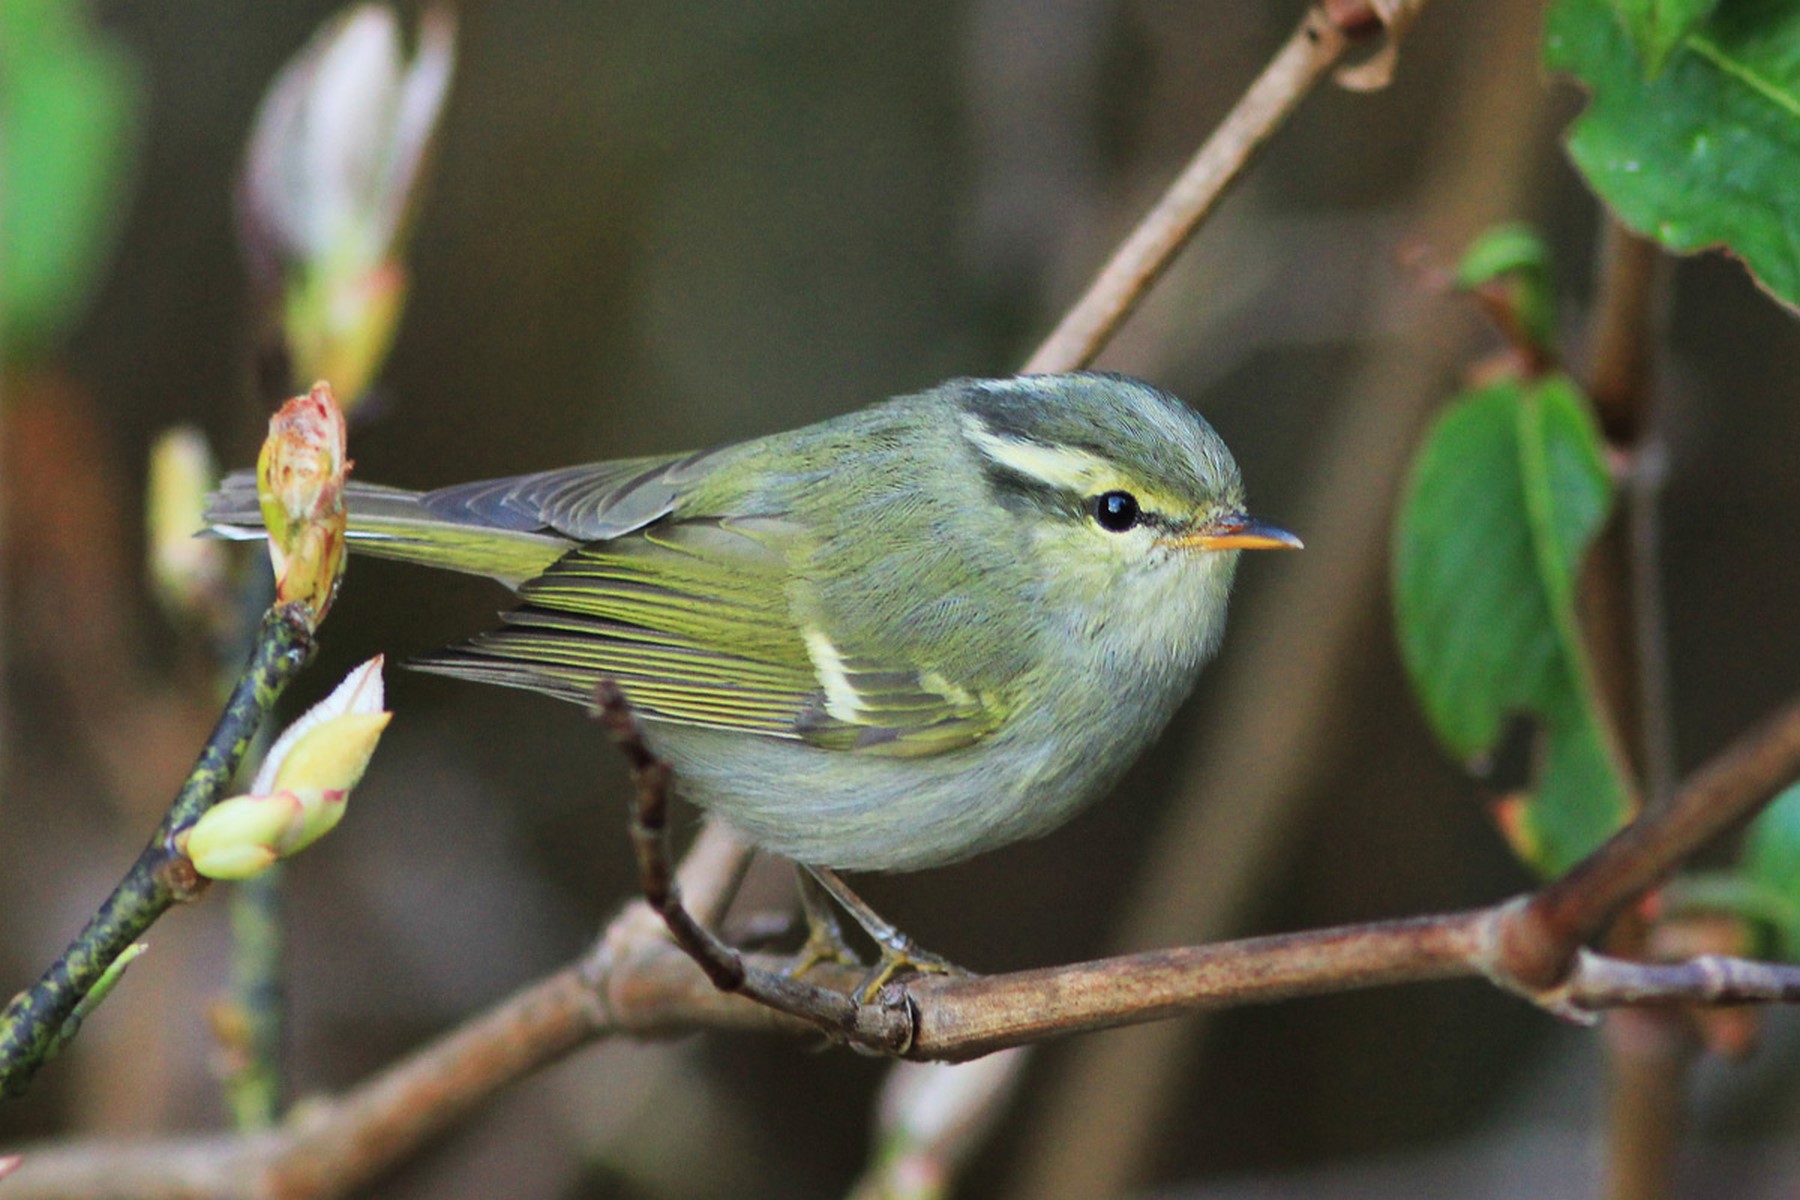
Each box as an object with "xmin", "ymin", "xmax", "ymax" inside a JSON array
[{"xmin": 1092, "ymin": 490, "xmax": 1141, "ymax": 532}]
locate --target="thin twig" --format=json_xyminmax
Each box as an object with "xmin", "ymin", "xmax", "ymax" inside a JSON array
[
  {"xmin": 900, "ymin": 925, "xmax": 1800, "ymax": 1058},
  {"xmin": 1589, "ymin": 220, "xmax": 1677, "ymax": 807},
  {"xmin": 592, "ymin": 682, "xmax": 913, "ymax": 1053},
  {"xmin": 1587, "ymin": 221, "xmax": 1664, "ymax": 445},
  {"xmin": 1602, "ymin": 1008, "xmax": 1694, "ymax": 1200},
  {"xmin": 0, "ymin": 606, "xmax": 315, "ymax": 1097},
  {"xmin": 1568, "ymin": 949, "xmax": 1800, "ymax": 1008},
  {"xmin": 906, "ymin": 914, "xmax": 1482, "ymax": 1059},
  {"xmin": 1581, "ymin": 215, "xmax": 1681, "ymax": 1200},
  {"xmin": 218, "ymin": 568, "xmax": 288, "ymax": 1130},
  {"xmin": 1021, "ymin": 1, "xmax": 1411, "ymax": 374},
  {"xmin": 220, "ymin": 868, "xmax": 286, "ymax": 1129},
  {"xmin": 1580, "ymin": 220, "xmax": 1675, "ymax": 806},
  {"xmin": 1010, "ymin": 2, "xmax": 1544, "ymax": 1192}
]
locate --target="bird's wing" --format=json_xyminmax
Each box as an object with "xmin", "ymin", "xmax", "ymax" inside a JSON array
[
  {"xmin": 420, "ymin": 449, "xmax": 724, "ymax": 541},
  {"xmin": 785, "ymin": 638, "xmax": 1007, "ymax": 757},
  {"xmin": 413, "ymin": 516, "xmax": 1007, "ymax": 756}
]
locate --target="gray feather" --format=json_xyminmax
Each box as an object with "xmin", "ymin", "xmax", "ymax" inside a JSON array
[{"xmin": 420, "ymin": 448, "xmax": 724, "ymax": 541}]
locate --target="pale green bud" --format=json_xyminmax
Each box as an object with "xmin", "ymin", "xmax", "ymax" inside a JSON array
[
  {"xmin": 268, "ymin": 710, "xmax": 391, "ymax": 851},
  {"xmin": 182, "ymin": 792, "xmax": 304, "ymax": 880},
  {"xmin": 183, "ymin": 658, "xmax": 389, "ymax": 881},
  {"xmin": 147, "ymin": 425, "xmax": 229, "ymax": 630},
  {"xmin": 254, "ymin": 655, "xmax": 389, "ymax": 851}
]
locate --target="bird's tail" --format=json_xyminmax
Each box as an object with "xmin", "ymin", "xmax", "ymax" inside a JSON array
[{"xmin": 205, "ymin": 473, "xmax": 571, "ymax": 587}]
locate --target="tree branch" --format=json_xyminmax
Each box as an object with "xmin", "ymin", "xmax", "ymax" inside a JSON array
[
  {"xmin": 1021, "ymin": 0, "xmax": 1420, "ymax": 374},
  {"xmin": 1580, "ymin": 214, "xmax": 1680, "ymax": 1200},
  {"xmin": 0, "ymin": 606, "xmax": 316, "ymax": 1097},
  {"xmin": 8, "ymin": 684, "xmax": 1800, "ymax": 1198},
  {"xmin": 14, "ymin": 690, "xmax": 1800, "ymax": 1200},
  {"xmin": 1501, "ymin": 693, "xmax": 1800, "ymax": 991}
]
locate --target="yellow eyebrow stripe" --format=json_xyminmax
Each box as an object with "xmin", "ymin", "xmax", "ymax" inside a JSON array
[{"xmin": 959, "ymin": 416, "xmax": 1189, "ymax": 518}]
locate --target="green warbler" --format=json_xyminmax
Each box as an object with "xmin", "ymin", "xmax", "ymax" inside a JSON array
[{"xmin": 210, "ymin": 372, "xmax": 1297, "ymax": 969}]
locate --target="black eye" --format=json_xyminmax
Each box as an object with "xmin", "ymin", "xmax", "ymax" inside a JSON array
[{"xmin": 1092, "ymin": 490, "xmax": 1140, "ymax": 532}]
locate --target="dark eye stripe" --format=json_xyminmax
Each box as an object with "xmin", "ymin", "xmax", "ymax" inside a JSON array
[
  {"xmin": 972, "ymin": 457, "xmax": 1085, "ymax": 521},
  {"xmin": 969, "ymin": 443, "xmax": 1182, "ymax": 534}
]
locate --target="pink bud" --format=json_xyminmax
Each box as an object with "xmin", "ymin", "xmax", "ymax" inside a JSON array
[{"xmin": 257, "ymin": 381, "xmax": 350, "ymax": 623}]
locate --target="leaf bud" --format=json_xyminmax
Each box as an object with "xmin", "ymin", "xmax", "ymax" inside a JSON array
[{"xmin": 257, "ymin": 381, "xmax": 350, "ymax": 624}]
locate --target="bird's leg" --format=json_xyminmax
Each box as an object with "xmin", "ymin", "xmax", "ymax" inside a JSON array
[
  {"xmin": 801, "ymin": 865, "xmax": 966, "ymax": 1000},
  {"xmin": 786, "ymin": 866, "xmax": 864, "ymax": 978}
]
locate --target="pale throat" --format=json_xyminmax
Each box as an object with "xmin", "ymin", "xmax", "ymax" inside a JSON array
[{"xmin": 1029, "ymin": 524, "xmax": 1236, "ymax": 677}]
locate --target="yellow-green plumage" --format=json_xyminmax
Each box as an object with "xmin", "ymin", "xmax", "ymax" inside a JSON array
[{"xmin": 207, "ymin": 372, "xmax": 1294, "ymax": 871}]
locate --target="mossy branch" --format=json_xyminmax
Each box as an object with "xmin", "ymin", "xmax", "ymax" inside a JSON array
[{"xmin": 0, "ymin": 606, "xmax": 315, "ymax": 1097}]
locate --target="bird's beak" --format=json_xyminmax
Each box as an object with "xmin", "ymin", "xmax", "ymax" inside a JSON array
[{"xmin": 1174, "ymin": 514, "xmax": 1303, "ymax": 552}]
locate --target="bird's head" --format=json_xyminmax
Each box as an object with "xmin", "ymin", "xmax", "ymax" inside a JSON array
[{"xmin": 955, "ymin": 372, "xmax": 1300, "ymax": 669}]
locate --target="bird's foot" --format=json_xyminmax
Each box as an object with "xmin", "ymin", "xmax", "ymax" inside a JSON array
[
  {"xmin": 854, "ymin": 938, "xmax": 965, "ymax": 1003},
  {"xmin": 785, "ymin": 924, "xmax": 865, "ymax": 980},
  {"xmin": 799, "ymin": 863, "xmax": 971, "ymax": 1002},
  {"xmin": 785, "ymin": 867, "xmax": 866, "ymax": 980}
]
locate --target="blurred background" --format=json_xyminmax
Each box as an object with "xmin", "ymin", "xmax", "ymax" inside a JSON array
[{"xmin": 4, "ymin": 1, "xmax": 1800, "ymax": 1197}]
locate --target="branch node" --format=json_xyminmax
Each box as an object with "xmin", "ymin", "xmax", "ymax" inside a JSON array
[
  {"xmin": 1321, "ymin": 0, "xmax": 1384, "ymax": 38},
  {"xmin": 1331, "ymin": 0, "xmax": 1427, "ymax": 91},
  {"xmin": 157, "ymin": 854, "xmax": 209, "ymax": 903},
  {"xmin": 1476, "ymin": 895, "xmax": 1581, "ymax": 1000}
]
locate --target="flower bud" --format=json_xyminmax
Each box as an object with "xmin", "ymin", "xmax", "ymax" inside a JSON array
[
  {"xmin": 269, "ymin": 711, "xmax": 391, "ymax": 851},
  {"xmin": 147, "ymin": 425, "xmax": 230, "ymax": 630},
  {"xmin": 239, "ymin": 5, "xmax": 455, "ymax": 404},
  {"xmin": 258, "ymin": 381, "xmax": 349, "ymax": 624}
]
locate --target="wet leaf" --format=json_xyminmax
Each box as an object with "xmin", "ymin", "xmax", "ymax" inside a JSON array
[{"xmin": 1548, "ymin": 0, "xmax": 1800, "ymax": 310}]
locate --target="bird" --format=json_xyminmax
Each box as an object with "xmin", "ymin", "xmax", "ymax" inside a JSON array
[{"xmin": 209, "ymin": 371, "xmax": 1299, "ymax": 981}]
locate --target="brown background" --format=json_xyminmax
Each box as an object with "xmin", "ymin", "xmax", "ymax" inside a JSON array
[{"xmin": 4, "ymin": 2, "xmax": 1799, "ymax": 1196}]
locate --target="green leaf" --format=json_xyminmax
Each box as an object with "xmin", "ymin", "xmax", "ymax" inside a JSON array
[
  {"xmin": 46, "ymin": 943, "xmax": 146, "ymax": 1060},
  {"xmin": 1394, "ymin": 375, "xmax": 1633, "ymax": 876},
  {"xmin": 1663, "ymin": 871, "xmax": 1797, "ymax": 956},
  {"xmin": 1665, "ymin": 786, "xmax": 1800, "ymax": 962},
  {"xmin": 1456, "ymin": 223, "xmax": 1553, "ymax": 291},
  {"xmin": 1547, "ymin": 0, "xmax": 1800, "ymax": 310},
  {"xmin": 1739, "ymin": 783, "xmax": 1800, "ymax": 957},
  {"xmin": 1609, "ymin": 0, "xmax": 1723, "ymax": 75},
  {"xmin": 0, "ymin": 0, "xmax": 140, "ymax": 359},
  {"xmin": 1456, "ymin": 223, "xmax": 1557, "ymax": 359}
]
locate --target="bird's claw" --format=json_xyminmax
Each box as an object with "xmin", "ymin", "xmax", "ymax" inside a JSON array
[{"xmin": 854, "ymin": 940, "xmax": 965, "ymax": 1003}]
